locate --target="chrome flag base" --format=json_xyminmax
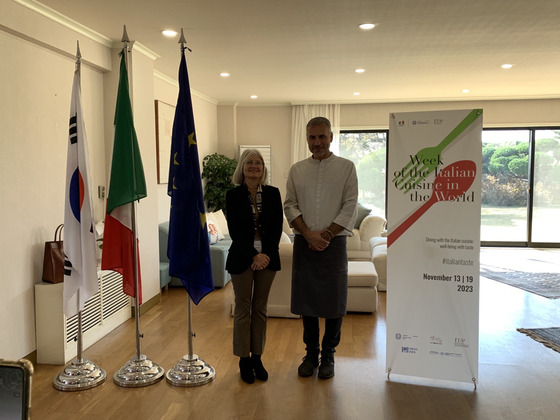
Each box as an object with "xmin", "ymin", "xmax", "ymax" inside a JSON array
[
  {"xmin": 53, "ymin": 359, "xmax": 107, "ymax": 391},
  {"xmin": 113, "ymin": 354, "xmax": 164, "ymax": 388},
  {"xmin": 166, "ymin": 354, "xmax": 216, "ymax": 387}
]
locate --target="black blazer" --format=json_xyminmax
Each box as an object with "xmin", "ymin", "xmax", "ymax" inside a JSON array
[{"xmin": 225, "ymin": 184, "xmax": 283, "ymax": 274}]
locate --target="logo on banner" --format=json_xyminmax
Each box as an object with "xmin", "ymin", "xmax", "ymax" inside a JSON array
[
  {"xmin": 440, "ymin": 352, "xmax": 462, "ymax": 358},
  {"xmin": 395, "ymin": 333, "xmax": 418, "ymax": 340},
  {"xmin": 401, "ymin": 347, "xmax": 418, "ymax": 354},
  {"xmin": 454, "ymin": 338, "xmax": 469, "ymax": 348},
  {"xmin": 391, "ymin": 113, "xmax": 407, "ymax": 127},
  {"xmin": 429, "ymin": 335, "xmax": 443, "ymax": 345}
]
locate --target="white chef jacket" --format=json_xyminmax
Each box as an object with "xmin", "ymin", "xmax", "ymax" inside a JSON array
[{"xmin": 284, "ymin": 153, "xmax": 358, "ymax": 236}]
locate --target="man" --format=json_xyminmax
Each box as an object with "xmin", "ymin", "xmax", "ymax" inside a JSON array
[{"xmin": 284, "ymin": 116, "xmax": 358, "ymax": 379}]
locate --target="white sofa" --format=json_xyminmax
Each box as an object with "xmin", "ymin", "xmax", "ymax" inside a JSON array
[
  {"xmin": 370, "ymin": 236, "xmax": 388, "ymax": 292},
  {"xmin": 347, "ymin": 213, "xmax": 387, "ymax": 260}
]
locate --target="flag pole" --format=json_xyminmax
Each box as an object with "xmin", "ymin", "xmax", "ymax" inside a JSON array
[
  {"xmin": 53, "ymin": 41, "xmax": 107, "ymax": 391},
  {"xmin": 166, "ymin": 29, "xmax": 215, "ymax": 387},
  {"xmin": 113, "ymin": 26, "xmax": 164, "ymax": 388},
  {"xmin": 119, "ymin": 25, "xmax": 143, "ymax": 360}
]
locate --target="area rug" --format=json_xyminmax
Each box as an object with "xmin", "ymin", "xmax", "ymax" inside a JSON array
[
  {"xmin": 517, "ymin": 327, "xmax": 560, "ymax": 354},
  {"xmin": 480, "ymin": 267, "xmax": 560, "ymax": 299}
]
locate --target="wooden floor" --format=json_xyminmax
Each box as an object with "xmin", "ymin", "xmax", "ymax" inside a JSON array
[{"xmin": 30, "ymin": 249, "xmax": 560, "ymax": 420}]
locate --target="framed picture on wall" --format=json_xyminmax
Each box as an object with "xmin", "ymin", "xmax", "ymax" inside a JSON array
[{"xmin": 155, "ymin": 100, "xmax": 175, "ymax": 184}]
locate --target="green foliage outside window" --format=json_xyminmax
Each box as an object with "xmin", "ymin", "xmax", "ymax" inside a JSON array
[
  {"xmin": 482, "ymin": 131, "xmax": 560, "ymax": 206},
  {"xmin": 339, "ymin": 131, "xmax": 387, "ymax": 213}
]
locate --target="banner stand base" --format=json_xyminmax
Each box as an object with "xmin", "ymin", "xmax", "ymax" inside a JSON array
[
  {"xmin": 385, "ymin": 369, "xmax": 478, "ymax": 391},
  {"xmin": 166, "ymin": 354, "xmax": 216, "ymax": 387},
  {"xmin": 113, "ymin": 354, "xmax": 164, "ymax": 388}
]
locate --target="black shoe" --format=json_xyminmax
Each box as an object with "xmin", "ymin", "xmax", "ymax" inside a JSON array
[
  {"xmin": 239, "ymin": 357, "xmax": 255, "ymax": 384},
  {"xmin": 298, "ymin": 355, "xmax": 319, "ymax": 377},
  {"xmin": 251, "ymin": 354, "xmax": 268, "ymax": 381},
  {"xmin": 318, "ymin": 354, "xmax": 335, "ymax": 379}
]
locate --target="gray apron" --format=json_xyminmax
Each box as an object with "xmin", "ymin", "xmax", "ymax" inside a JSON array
[{"xmin": 290, "ymin": 235, "xmax": 348, "ymax": 318}]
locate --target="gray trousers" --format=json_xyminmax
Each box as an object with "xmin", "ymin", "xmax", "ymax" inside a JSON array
[{"xmin": 232, "ymin": 268, "xmax": 276, "ymax": 357}]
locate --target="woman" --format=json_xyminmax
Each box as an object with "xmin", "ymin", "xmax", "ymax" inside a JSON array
[{"xmin": 226, "ymin": 149, "xmax": 283, "ymax": 384}]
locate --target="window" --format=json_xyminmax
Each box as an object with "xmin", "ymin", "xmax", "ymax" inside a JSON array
[
  {"xmin": 339, "ymin": 131, "xmax": 388, "ymax": 215},
  {"xmin": 481, "ymin": 128, "xmax": 560, "ymax": 246}
]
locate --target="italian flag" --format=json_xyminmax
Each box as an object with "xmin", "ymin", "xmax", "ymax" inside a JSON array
[{"xmin": 101, "ymin": 49, "xmax": 147, "ymax": 303}]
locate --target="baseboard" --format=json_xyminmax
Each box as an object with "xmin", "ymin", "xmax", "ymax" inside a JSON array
[
  {"xmin": 131, "ymin": 293, "xmax": 161, "ymax": 317},
  {"xmin": 23, "ymin": 351, "xmax": 37, "ymax": 366}
]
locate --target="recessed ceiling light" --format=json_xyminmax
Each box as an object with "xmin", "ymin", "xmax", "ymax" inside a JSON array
[
  {"xmin": 250, "ymin": 95, "xmax": 258, "ymax": 99},
  {"xmin": 359, "ymin": 23, "xmax": 375, "ymax": 30},
  {"xmin": 162, "ymin": 29, "xmax": 177, "ymax": 37},
  {"xmin": 501, "ymin": 64, "xmax": 514, "ymax": 69},
  {"xmin": 355, "ymin": 68, "xmax": 365, "ymax": 73},
  {"xmin": 219, "ymin": 72, "xmax": 230, "ymax": 77},
  {"xmin": 353, "ymin": 92, "xmax": 360, "ymax": 96},
  {"xmin": 462, "ymin": 89, "xmax": 470, "ymax": 94}
]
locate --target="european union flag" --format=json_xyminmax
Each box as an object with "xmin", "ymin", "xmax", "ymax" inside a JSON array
[{"xmin": 167, "ymin": 49, "xmax": 214, "ymax": 304}]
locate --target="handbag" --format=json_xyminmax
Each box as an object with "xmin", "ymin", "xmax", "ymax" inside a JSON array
[{"xmin": 41, "ymin": 224, "xmax": 65, "ymax": 283}]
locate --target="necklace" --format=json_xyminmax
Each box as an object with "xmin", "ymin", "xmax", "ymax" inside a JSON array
[{"xmin": 248, "ymin": 184, "xmax": 262, "ymax": 232}]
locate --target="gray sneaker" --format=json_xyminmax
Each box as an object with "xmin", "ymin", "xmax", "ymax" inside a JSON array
[
  {"xmin": 318, "ymin": 355, "xmax": 335, "ymax": 379},
  {"xmin": 297, "ymin": 355, "xmax": 319, "ymax": 377}
]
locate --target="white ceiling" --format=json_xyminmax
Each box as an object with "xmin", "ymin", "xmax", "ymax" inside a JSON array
[{"xmin": 39, "ymin": 0, "xmax": 560, "ymax": 106}]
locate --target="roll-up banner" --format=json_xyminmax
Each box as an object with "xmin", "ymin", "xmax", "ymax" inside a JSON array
[{"xmin": 386, "ymin": 109, "xmax": 482, "ymax": 385}]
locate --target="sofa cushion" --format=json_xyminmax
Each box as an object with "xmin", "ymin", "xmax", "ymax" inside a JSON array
[
  {"xmin": 370, "ymin": 239, "xmax": 387, "ymax": 292},
  {"xmin": 347, "ymin": 261, "xmax": 378, "ymax": 287},
  {"xmin": 354, "ymin": 203, "xmax": 372, "ymax": 229},
  {"xmin": 208, "ymin": 222, "xmax": 219, "ymax": 244},
  {"xmin": 208, "ymin": 210, "xmax": 228, "ymax": 236},
  {"xmin": 346, "ymin": 229, "xmax": 361, "ymax": 250},
  {"xmin": 206, "ymin": 213, "xmax": 224, "ymax": 241}
]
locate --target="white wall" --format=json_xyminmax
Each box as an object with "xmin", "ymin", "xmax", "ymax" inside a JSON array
[
  {"xmin": 0, "ymin": 7, "xmax": 109, "ymax": 359},
  {"xmin": 235, "ymin": 106, "xmax": 292, "ymax": 200}
]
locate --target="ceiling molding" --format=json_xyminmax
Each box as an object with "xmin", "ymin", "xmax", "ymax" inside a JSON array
[
  {"xmin": 15, "ymin": 0, "xmax": 112, "ymax": 47},
  {"xmin": 129, "ymin": 41, "xmax": 159, "ymax": 61}
]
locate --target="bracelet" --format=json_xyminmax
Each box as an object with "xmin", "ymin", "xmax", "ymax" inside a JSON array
[{"xmin": 325, "ymin": 229, "xmax": 335, "ymax": 239}]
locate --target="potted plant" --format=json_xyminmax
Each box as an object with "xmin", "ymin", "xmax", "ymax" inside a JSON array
[{"xmin": 201, "ymin": 153, "xmax": 237, "ymax": 212}]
